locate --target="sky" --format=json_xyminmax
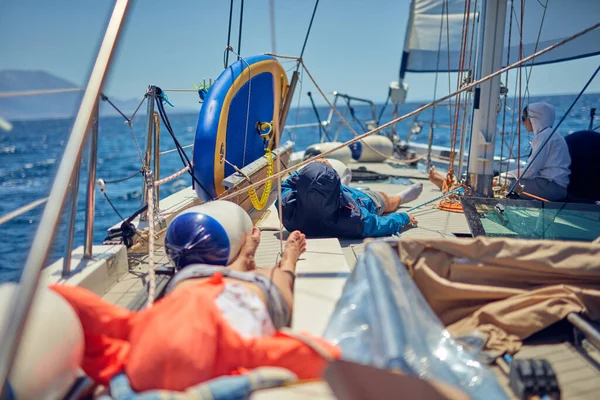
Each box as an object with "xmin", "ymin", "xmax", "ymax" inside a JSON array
[{"xmin": 1, "ymin": 0, "xmax": 599, "ymax": 108}]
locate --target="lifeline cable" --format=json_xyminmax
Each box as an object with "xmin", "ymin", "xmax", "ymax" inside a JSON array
[
  {"xmin": 154, "ymin": 92, "xmax": 212, "ymax": 197},
  {"xmin": 508, "ymin": 64, "xmax": 600, "ymax": 195},
  {"xmin": 226, "ymin": 21, "xmax": 600, "ymax": 203}
]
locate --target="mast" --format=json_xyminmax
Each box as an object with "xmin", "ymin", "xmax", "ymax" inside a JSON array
[{"xmin": 467, "ymin": 0, "xmax": 507, "ymax": 196}]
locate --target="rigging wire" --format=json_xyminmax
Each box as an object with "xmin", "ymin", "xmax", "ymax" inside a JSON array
[
  {"xmin": 237, "ymin": 0, "xmax": 245, "ymax": 60},
  {"xmin": 153, "ymin": 92, "xmax": 212, "ymax": 197},
  {"xmin": 376, "ymin": 91, "xmax": 390, "ymax": 127},
  {"xmin": 517, "ymin": 0, "xmax": 525, "ymax": 177},
  {"xmin": 269, "ymin": 0, "xmax": 277, "ymax": 54},
  {"xmin": 448, "ymin": 0, "xmax": 471, "ymax": 173},
  {"xmin": 524, "ymin": 0, "xmax": 549, "ymax": 102},
  {"xmin": 298, "ymin": 0, "xmax": 320, "ymax": 68},
  {"xmin": 457, "ymin": 0, "xmax": 479, "ymax": 178},
  {"xmin": 224, "ymin": 0, "xmax": 235, "ymax": 68},
  {"xmin": 508, "ymin": 64, "xmax": 600, "ymax": 194},
  {"xmin": 499, "ymin": 0, "xmax": 516, "ymax": 167},
  {"xmin": 426, "ymin": 0, "xmax": 447, "ymax": 169},
  {"xmin": 444, "ymin": 0, "xmax": 453, "ymax": 158},
  {"xmin": 229, "ymin": 22, "xmax": 600, "ymax": 202},
  {"xmin": 100, "ymin": 93, "xmax": 147, "ymax": 165}
]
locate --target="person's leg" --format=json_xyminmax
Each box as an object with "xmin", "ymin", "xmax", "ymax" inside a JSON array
[
  {"xmin": 228, "ymin": 227, "xmax": 261, "ymax": 272},
  {"xmin": 519, "ymin": 178, "xmax": 567, "ymax": 202},
  {"xmin": 255, "ymin": 231, "xmax": 306, "ymax": 313},
  {"xmin": 428, "ymin": 166, "xmax": 445, "ymax": 190},
  {"xmin": 380, "ymin": 182, "xmax": 424, "ymax": 213}
]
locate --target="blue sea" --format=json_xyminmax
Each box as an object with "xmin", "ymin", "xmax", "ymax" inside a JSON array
[{"xmin": 1, "ymin": 93, "xmax": 598, "ymax": 282}]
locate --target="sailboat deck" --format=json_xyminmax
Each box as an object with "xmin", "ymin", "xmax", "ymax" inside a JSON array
[{"xmin": 99, "ymin": 161, "xmax": 599, "ymax": 399}]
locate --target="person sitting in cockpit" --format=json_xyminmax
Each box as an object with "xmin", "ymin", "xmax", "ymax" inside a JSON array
[{"xmin": 494, "ymin": 102, "xmax": 571, "ymax": 201}]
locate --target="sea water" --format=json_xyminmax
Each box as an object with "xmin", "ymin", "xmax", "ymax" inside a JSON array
[{"xmin": 1, "ymin": 93, "xmax": 598, "ymax": 281}]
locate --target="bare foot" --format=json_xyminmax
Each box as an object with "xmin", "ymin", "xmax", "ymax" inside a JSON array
[
  {"xmin": 428, "ymin": 166, "xmax": 444, "ymax": 191},
  {"xmin": 279, "ymin": 231, "xmax": 306, "ymax": 273},
  {"xmin": 230, "ymin": 227, "xmax": 261, "ymax": 271}
]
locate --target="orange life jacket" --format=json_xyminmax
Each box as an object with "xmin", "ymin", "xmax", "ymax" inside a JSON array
[{"xmin": 50, "ymin": 272, "xmax": 340, "ymax": 392}]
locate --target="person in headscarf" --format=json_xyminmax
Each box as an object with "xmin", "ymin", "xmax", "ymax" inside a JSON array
[{"xmin": 495, "ymin": 102, "xmax": 571, "ymax": 201}]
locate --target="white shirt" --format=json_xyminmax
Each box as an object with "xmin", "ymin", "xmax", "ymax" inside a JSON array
[{"xmin": 507, "ymin": 102, "xmax": 571, "ymax": 188}]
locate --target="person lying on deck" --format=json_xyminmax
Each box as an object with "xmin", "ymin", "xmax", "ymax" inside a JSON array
[
  {"xmin": 50, "ymin": 229, "xmax": 340, "ymax": 393},
  {"xmin": 278, "ymin": 159, "xmax": 421, "ymax": 238},
  {"xmin": 494, "ymin": 102, "xmax": 571, "ymax": 201}
]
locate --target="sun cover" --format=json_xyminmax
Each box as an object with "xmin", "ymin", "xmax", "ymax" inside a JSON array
[
  {"xmin": 323, "ymin": 241, "xmax": 508, "ymax": 399},
  {"xmin": 395, "ymin": 237, "xmax": 600, "ymax": 355}
]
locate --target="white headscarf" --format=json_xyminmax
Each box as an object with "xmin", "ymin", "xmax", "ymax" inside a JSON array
[{"xmin": 526, "ymin": 102, "xmax": 555, "ymax": 135}]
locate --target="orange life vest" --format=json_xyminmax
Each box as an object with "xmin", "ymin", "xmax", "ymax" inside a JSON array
[{"xmin": 50, "ymin": 272, "xmax": 340, "ymax": 392}]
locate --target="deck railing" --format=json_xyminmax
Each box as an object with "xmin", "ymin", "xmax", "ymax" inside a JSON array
[{"xmin": 0, "ymin": 0, "xmax": 132, "ymax": 394}]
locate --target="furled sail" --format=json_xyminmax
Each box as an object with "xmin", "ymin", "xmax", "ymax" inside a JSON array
[{"xmin": 400, "ymin": 0, "xmax": 600, "ymax": 75}]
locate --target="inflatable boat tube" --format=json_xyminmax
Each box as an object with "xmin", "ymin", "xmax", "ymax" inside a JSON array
[{"xmin": 193, "ymin": 55, "xmax": 288, "ymax": 202}]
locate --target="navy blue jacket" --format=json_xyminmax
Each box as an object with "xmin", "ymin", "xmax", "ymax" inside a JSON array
[{"xmin": 277, "ymin": 162, "xmax": 411, "ymax": 238}]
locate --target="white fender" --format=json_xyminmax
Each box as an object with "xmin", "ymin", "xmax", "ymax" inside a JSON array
[
  {"xmin": 354, "ymin": 135, "xmax": 394, "ymax": 162},
  {"xmin": 180, "ymin": 200, "xmax": 253, "ymax": 264},
  {"xmin": 324, "ymin": 158, "xmax": 352, "ymax": 186},
  {"xmin": 303, "ymin": 142, "xmax": 353, "ymax": 165},
  {"xmin": 0, "ymin": 283, "xmax": 84, "ymax": 400}
]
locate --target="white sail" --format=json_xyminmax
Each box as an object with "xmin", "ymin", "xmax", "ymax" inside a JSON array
[
  {"xmin": 401, "ymin": 0, "xmax": 600, "ymax": 74},
  {"xmin": 503, "ymin": 0, "xmax": 600, "ymax": 66}
]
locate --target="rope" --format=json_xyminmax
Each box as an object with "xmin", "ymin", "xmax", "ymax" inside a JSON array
[
  {"xmin": 508, "ymin": 63, "xmax": 600, "ymax": 194},
  {"xmin": 405, "ymin": 187, "xmax": 466, "ymax": 213},
  {"xmin": 0, "ymin": 197, "xmax": 48, "ymax": 226},
  {"xmin": 0, "ymin": 88, "xmax": 83, "ymax": 98},
  {"xmin": 225, "ymin": 22, "xmax": 599, "ymax": 202},
  {"xmin": 155, "ymin": 165, "xmax": 191, "ymax": 186}
]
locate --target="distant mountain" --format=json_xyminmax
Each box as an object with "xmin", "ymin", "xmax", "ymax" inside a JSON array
[{"xmin": 0, "ymin": 70, "xmax": 196, "ymax": 121}]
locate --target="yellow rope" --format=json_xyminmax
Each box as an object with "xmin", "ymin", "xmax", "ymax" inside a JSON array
[{"xmin": 248, "ymin": 147, "xmax": 274, "ymax": 210}]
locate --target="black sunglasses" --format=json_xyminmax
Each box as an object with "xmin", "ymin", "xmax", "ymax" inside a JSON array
[{"xmin": 521, "ymin": 107, "xmax": 528, "ymax": 122}]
